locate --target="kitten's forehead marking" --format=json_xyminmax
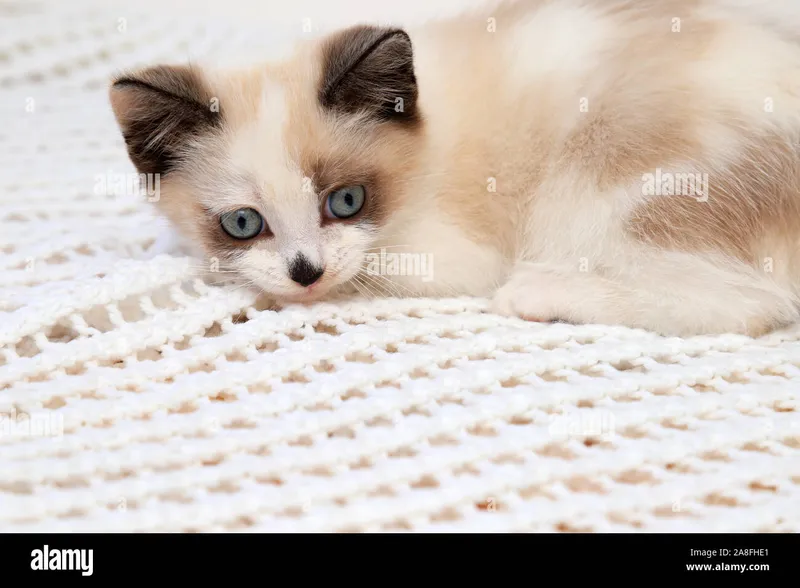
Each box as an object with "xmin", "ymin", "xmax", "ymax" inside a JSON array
[
  {"xmin": 227, "ymin": 79, "xmax": 296, "ymax": 195},
  {"xmin": 222, "ymin": 76, "xmax": 322, "ymax": 246}
]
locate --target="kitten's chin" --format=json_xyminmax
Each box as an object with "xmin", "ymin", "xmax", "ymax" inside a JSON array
[
  {"xmin": 268, "ymin": 279, "xmax": 358, "ymax": 305},
  {"xmin": 270, "ymin": 285, "xmax": 333, "ymax": 305}
]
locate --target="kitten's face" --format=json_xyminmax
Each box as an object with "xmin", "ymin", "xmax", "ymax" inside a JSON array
[{"xmin": 109, "ymin": 26, "xmax": 422, "ymax": 302}]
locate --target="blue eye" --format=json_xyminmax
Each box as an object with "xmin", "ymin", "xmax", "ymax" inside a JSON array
[
  {"xmin": 220, "ymin": 208, "xmax": 264, "ymax": 239},
  {"xmin": 325, "ymin": 185, "xmax": 366, "ymax": 219}
]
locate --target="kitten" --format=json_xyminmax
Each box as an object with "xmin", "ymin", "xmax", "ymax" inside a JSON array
[{"xmin": 109, "ymin": 0, "xmax": 800, "ymax": 337}]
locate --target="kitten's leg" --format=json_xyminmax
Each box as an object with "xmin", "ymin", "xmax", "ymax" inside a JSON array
[{"xmin": 491, "ymin": 254, "xmax": 799, "ymax": 337}]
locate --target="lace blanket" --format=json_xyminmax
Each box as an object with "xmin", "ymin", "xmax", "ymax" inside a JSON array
[{"xmin": 1, "ymin": 0, "xmax": 798, "ymax": 532}]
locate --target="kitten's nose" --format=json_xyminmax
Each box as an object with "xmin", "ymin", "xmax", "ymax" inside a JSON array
[{"xmin": 288, "ymin": 254, "xmax": 324, "ymax": 287}]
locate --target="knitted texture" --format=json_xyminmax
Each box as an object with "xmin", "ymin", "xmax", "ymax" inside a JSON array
[{"xmin": 1, "ymin": 0, "xmax": 798, "ymax": 533}]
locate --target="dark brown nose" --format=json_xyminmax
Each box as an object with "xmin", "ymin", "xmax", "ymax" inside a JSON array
[{"xmin": 288, "ymin": 254, "xmax": 324, "ymax": 287}]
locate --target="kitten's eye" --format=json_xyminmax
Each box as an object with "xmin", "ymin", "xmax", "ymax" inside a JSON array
[
  {"xmin": 325, "ymin": 185, "xmax": 366, "ymax": 219},
  {"xmin": 220, "ymin": 208, "xmax": 264, "ymax": 239}
]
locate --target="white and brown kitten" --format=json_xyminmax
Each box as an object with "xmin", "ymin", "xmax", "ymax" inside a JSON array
[{"xmin": 109, "ymin": 0, "xmax": 800, "ymax": 337}]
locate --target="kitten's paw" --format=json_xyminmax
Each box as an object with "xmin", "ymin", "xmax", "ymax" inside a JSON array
[{"xmin": 491, "ymin": 271, "xmax": 564, "ymax": 323}]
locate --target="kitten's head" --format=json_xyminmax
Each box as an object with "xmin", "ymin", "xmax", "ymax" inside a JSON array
[{"xmin": 109, "ymin": 25, "xmax": 423, "ymax": 302}]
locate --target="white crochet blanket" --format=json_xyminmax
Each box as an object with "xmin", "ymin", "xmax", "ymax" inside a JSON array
[{"xmin": 1, "ymin": 0, "xmax": 798, "ymax": 533}]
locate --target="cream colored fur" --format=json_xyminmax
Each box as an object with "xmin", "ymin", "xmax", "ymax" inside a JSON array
[
  {"xmin": 113, "ymin": 0, "xmax": 800, "ymax": 336},
  {"xmin": 380, "ymin": 0, "xmax": 800, "ymax": 336}
]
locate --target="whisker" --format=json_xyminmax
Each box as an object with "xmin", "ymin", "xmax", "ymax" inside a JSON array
[
  {"xmin": 184, "ymin": 263, "xmax": 241, "ymax": 274},
  {"xmin": 362, "ymin": 275, "xmax": 400, "ymax": 299},
  {"xmin": 358, "ymin": 266, "xmax": 414, "ymax": 298},
  {"xmin": 360, "ymin": 270, "xmax": 415, "ymax": 299},
  {"xmin": 349, "ymin": 276, "xmax": 371, "ymax": 300},
  {"xmin": 351, "ymin": 273, "xmax": 380, "ymax": 300},
  {"xmin": 224, "ymin": 277, "xmax": 260, "ymax": 295}
]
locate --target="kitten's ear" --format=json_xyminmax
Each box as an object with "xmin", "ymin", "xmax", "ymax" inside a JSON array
[
  {"xmin": 109, "ymin": 65, "xmax": 221, "ymax": 176},
  {"xmin": 319, "ymin": 25, "xmax": 419, "ymax": 124}
]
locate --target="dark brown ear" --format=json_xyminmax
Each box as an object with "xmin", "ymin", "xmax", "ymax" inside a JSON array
[
  {"xmin": 109, "ymin": 65, "xmax": 222, "ymax": 176},
  {"xmin": 319, "ymin": 25, "xmax": 419, "ymax": 125}
]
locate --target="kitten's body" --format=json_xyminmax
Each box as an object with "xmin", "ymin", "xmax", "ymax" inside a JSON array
[{"xmin": 110, "ymin": 0, "xmax": 800, "ymax": 336}]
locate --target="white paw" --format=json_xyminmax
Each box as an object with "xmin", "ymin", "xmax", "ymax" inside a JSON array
[{"xmin": 490, "ymin": 271, "xmax": 565, "ymax": 323}]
